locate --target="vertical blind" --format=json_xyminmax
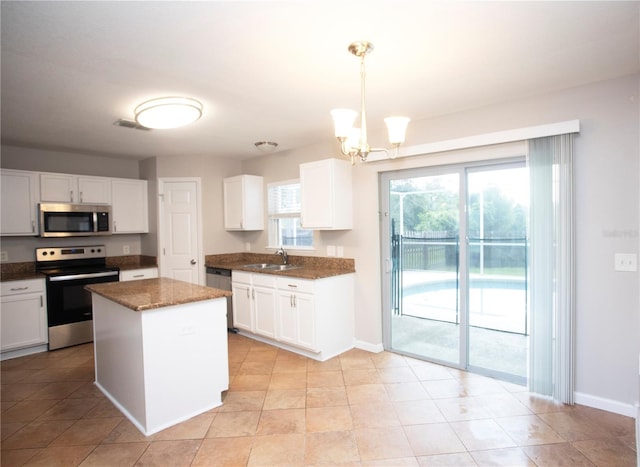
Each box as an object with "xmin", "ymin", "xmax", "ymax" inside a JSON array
[{"xmin": 528, "ymin": 134, "xmax": 575, "ymax": 404}]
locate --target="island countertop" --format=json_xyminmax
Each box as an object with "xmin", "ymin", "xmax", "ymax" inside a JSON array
[{"xmin": 85, "ymin": 277, "xmax": 232, "ymax": 312}]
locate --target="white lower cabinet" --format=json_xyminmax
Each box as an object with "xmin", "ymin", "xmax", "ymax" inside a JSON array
[
  {"xmin": 232, "ymin": 271, "xmax": 354, "ymax": 361},
  {"xmin": 231, "ymin": 271, "xmax": 277, "ymax": 339},
  {"xmin": 119, "ymin": 268, "xmax": 159, "ymax": 282},
  {"xmin": 1, "ymin": 279, "xmax": 48, "ymax": 354}
]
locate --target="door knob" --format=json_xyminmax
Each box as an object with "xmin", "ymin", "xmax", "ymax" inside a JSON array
[{"xmin": 190, "ymin": 259, "xmax": 197, "ymax": 265}]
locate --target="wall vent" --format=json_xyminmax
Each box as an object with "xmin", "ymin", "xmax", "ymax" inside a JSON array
[{"xmin": 113, "ymin": 119, "xmax": 151, "ymax": 131}]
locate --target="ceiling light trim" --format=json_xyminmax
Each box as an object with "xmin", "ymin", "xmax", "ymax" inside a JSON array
[{"xmin": 134, "ymin": 96, "xmax": 203, "ymax": 130}]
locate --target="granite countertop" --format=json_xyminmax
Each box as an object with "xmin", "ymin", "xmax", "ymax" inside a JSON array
[
  {"xmin": 205, "ymin": 253, "xmax": 356, "ymax": 279},
  {"xmin": 86, "ymin": 277, "xmax": 231, "ymax": 312}
]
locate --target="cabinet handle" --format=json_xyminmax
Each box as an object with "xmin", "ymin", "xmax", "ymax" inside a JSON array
[
  {"xmin": 290, "ymin": 294, "xmax": 293, "ymax": 308},
  {"xmin": 70, "ymin": 190, "xmax": 74, "ymax": 202},
  {"xmin": 9, "ymin": 286, "xmax": 28, "ymax": 291},
  {"xmin": 133, "ymin": 274, "xmax": 144, "ymax": 278},
  {"xmin": 32, "ymin": 220, "xmax": 35, "ymax": 233},
  {"xmin": 252, "ymin": 289, "xmax": 255, "ymax": 300},
  {"xmin": 40, "ymin": 296, "xmax": 43, "ymax": 307},
  {"xmin": 288, "ymin": 284, "xmax": 298, "ymax": 288},
  {"xmin": 294, "ymin": 295, "xmax": 297, "ymax": 308},
  {"xmin": 246, "ymin": 289, "xmax": 250, "ymax": 299},
  {"xmin": 80, "ymin": 191, "xmax": 83, "ymax": 203},
  {"xmin": 113, "ymin": 222, "xmax": 117, "ymax": 233}
]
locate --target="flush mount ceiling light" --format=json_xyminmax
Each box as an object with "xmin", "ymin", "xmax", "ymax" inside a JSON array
[
  {"xmin": 254, "ymin": 141, "xmax": 278, "ymax": 153},
  {"xmin": 331, "ymin": 41, "xmax": 410, "ymax": 165},
  {"xmin": 134, "ymin": 97, "xmax": 203, "ymax": 129}
]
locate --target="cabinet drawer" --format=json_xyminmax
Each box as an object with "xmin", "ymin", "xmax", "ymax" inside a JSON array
[
  {"xmin": 232, "ymin": 271, "xmax": 252, "ymax": 285},
  {"xmin": 1, "ymin": 279, "xmax": 44, "ymax": 296},
  {"xmin": 252, "ymin": 273, "xmax": 277, "ymax": 288},
  {"xmin": 276, "ymin": 277, "xmax": 314, "ymax": 294},
  {"xmin": 120, "ymin": 268, "xmax": 158, "ymax": 282}
]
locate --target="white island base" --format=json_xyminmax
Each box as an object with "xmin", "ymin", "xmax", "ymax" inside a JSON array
[{"xmin": 91, "ymin": 293, "xmax": 229, "ymax": 436}]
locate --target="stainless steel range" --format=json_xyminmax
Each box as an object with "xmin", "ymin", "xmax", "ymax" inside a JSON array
[{"xmin": 36, "ymin": 245, "xmax": 119, "ymax": 350}]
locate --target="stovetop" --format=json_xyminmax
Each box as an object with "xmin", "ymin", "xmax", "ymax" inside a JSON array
[{"xmin": 35, "ymin": 245, "xmax": 117, "ymax": 275}]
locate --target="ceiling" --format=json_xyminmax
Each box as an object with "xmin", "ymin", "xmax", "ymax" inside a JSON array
[{"xmin": 1, "ymin": 1, "xmax": 639, "ymax": 161}]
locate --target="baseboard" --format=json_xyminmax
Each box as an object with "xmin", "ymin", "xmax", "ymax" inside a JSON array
[
  {"xmin": 574, "ymin": 391, "xmax": 637, "ymax": 418},
  {"xmin": 354, "ymin": 340, "xmax": 384, "ymax": 354},
  {"xmin": 0, "ymin": 344, "xmax": 48, "ymax": 361}
]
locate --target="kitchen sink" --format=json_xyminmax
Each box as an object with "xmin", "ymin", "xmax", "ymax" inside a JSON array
[{"xmin": 243, "ymin": 263, "xmax": 301, "ymax": 271}]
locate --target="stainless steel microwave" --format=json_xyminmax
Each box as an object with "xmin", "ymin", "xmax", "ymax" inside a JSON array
[{"xmin": 39, "ymin": 203, "xmax": 112, "ymax": 237}]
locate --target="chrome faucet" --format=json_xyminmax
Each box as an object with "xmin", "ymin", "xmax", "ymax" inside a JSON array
[{"xmin": 275, "ymin": 247, "xmax": 288, "ymax": 265}]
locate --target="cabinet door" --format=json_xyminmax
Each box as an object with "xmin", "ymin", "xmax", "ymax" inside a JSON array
[
  {"xmin": 223, "ymin": 177, "xmax": 243, "ymax": 229},
  {"xmin": 111, "ymin": 179, "xmax": 148, "ymax": 233},
  {"xmin": 231, "ymin": 282, "xmax": 253, "ymax": 332},
  {"xmin": 1, "ymin": 170, "xmax": 38, "ymax": 235},
  {"xmin": 40, "ymin": 173, "xmax": 75, "ymax": 203},
  {"xmin": 77, "ymin": 176, "xmax": 111, "ymax": 204},
  {"xmin": 253, "ymin": 285, "xmax": 277, "ymax": 338},
  {"xmin": 300, "ymin": 159, "xmax": 352, "ymax": 230},
  {"xmin": 294, "ymin": 292, "xmax": 316, "ymax": 351},
  {"xmin": 277, "ymin": 291, "xmax": 297, "ymax": 346},
  {"xmin": 0, "ymin": 293, "xmax": 48, "ymax": 351}
]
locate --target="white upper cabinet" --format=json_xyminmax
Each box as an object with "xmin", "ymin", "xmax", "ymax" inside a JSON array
[
  {"xmin": 40, "ymin": 173, "xmax": 111, "ymax": 204},
  {"xmin": 111, "ymin": 179, "xmax": 148, "ymax": 234},
  {"xmin": 300, "ymin": 158, "xmax": 352, "ymax": 230},
  {"xmin": 0, "ymin": 169, "xmax": 39, "ymax": 236},
  {"xmin": 223, "ymin": 175, "xmax": 264, "ymax": 230}
]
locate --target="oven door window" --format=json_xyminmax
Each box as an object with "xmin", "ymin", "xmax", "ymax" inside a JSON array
[
  {"xmin": 45, "ymin": 212, "xmax": 94, "ymax": 234},
  {"xmin": 46, "ymin": 274, "xmax": 117, "ymax": 326}
]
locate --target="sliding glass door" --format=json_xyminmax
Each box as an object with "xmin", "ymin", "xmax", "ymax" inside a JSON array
[{"xmin": 381, "ymin": 160, "xmax": 529, "ymax": 384}]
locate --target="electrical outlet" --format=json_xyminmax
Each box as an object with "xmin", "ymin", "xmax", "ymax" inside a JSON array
[
  {"xmin": 0, "ymin": 251, "xmax": 8, "ymax": 262},
  {"xmin": 123, "ymin": 245, "xmax": 130, "ymax": 255},
  {"xmin": 614, "ymin": 253, "xmax": 637, "ymax": 272}
]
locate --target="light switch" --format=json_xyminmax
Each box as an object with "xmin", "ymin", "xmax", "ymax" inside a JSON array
[{"xmin": 614, "ymin": 253, "xmax": 637, "ymax": 272}]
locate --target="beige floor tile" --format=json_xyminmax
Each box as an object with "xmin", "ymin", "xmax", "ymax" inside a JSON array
[
  {"xmin": 272, "ymin": 357, "xmax": 308, "ymax": 373},
  {"xmin": 81, "ymin": 398, "xmax": 123, "ymax": 419},
  {"xmin": 305, "ymin": 430, "xmax": 360, "ymax": 465},
  {"xmin": 403, "ymin": 423, "xmax": 466, "ymax": 456},
  {"xmin": 263, "ymin": 388, "xmax": 306, "ymax": 410},
  {"xmin": 205, "ymin": 411, "xmax": 260, "ymax": 438},
  {"xmin": 220, "ymin": 390, "xmax": 266, "ymax": 412},
  {"xmin": 469, "ymin": 447, "xmax": 535, "ymax": 466},
  {"xmin": 371, "ymin": 352, "xmax": 410, "ymax": 369},
  {"xmin": 365, "ymin": 457, "xmax": 419, "ymax": 466},
  {"xmin": 572, "ymin": 437, "xmax": 638, "ymax": 466},
  {"xmin": 101, "ymin": 418, "xmax": 151, "ymax": 444},
  {"xmin": 495, "ymin": 414, "xmax": 565, "ymax": 446},
  {"xmin": 191, "ymin": 437, "xmax": 253, "ymax": 466},
  {"xmin": 434, "ymin": 397, "xmax": 492, "ymax": 422},
  {"xmin": 346, "ymin": 383, "xmax": 389, "ymax": 405},
  {"xmin": 2, "ymin": 419, "xmax": 75, "ymax": 449},
  {"xmin": 1, "ymin": 399, "xmax": 59, "ymax": 423},
  {"xmin": 385, "ymin": 382, "xmax": 430, "ymax": 401},
  {"xmin": 393, "ymin": 400, "xmax": 446, "ymax": 425},
  {"xmin": 343, "ymin": 368, "xmax": 382, "ymax": 386},
  {"xmin": 472, "ymin": 393, "xmax": 532, "ymax": 418},
  {"xmin": 152, "ymin": 412, "xmax": 215, "ymax": 440},
  {"xmin": 50, "ymin": 417, "xmax": 121, "ymax": 446},
  {"xmin": 307, "ymin": 370, "xmax": 344, "ymax": 387},
  {"xmin": 538, "ymin": 410, "xmax": 610, "ymax": 441},
  {"xmin": 422, "ymin": 379, "xmax": 468, "ymax": 399},
  {"xmin": 228, "ymin": 374, "xmax": 271, "ymax": 391},
  {"xmin": 1, "ymin": 382, "xmax": 49, "ymax": 402},
  {"xmin": 1, "ymin": 422, "xmax": 27, "ymax": 442},
  {"xmin": 67, "ymin": 382, "xmax": 106, "ymax": 399},
  {"xmin": 417, "ymin": 452, "xmax": 477, "ymax": 466},
  {"xmin": 237, "ymin": 359, "xmax": 275, "ymax": 375},
  {"xmin": 307, "ymin": 357, "xmax": 342, "ymax": 372},
  {"xmin": 22, "ymin": 444, "xmax": 95, "ymax": 466},
  {"xmin": 36, "ymin": 397, "xmax": 100, "ymax": 421},
  {"xmin": 248, "ymin": 433, "xmax": 305, "ymax": 466},
  {"xmin": 1, "ymin": 447, "xmax": 40, "ymax": 466},
  {"xmin": 340, "ymin": 355, "xmax": 376, "ymax": 371},
  {"xmin": 406, "ymin": 360, "xmax": 455, "ymax": 381},
  {"xmin": 450, "ymin": 419, "xmax": 517, "ymax": 451},
  {"xmin": 522, "ymin": 442, "xmax": 593, "ymax": 466},
  {"xmin": 350, "ymin": 402, "xmax": 400, "ymax": 428},
  {"xmin": 256, "ymin": 408, "xmax": 305, "ymax": 435},
  {"xmin": 306, "ymin": 406, "xmax": 353, "ymax": 432},
  {"xmin": 354, "ymin": 426, "xmax": 414, "ymax": 461},
  {"xmin": 378, "ymin": 366, "xmax": 419, "ymax": 384},
  {"xmin": 78, "ymin": 442, "xmax": 149, "ymax": 466},
  {"xmin": 268, "ymin": 372, "xmax": 307, "ymax": 389},
  {"xmin": 134, "ymin": 439, "xmax": 201, "ymax": 467},
  {"xmin": 306, "ymin": 386, "xmax": 349, "ymax": 407}
]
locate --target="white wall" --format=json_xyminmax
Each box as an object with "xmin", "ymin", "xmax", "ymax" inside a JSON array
[{"xmin": 240, "ymin": 74, "xmax": 640, "ymax": 415}]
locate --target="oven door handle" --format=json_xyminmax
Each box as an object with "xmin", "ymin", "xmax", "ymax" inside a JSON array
[{"xmin": 48, "ymin": 271, "xmax": 119, "ymax": 282}]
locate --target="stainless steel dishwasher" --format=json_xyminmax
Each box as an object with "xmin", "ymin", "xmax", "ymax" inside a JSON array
[{"xmin": 206, "ymin": 267, "xmax": 237, "ymax": 332}]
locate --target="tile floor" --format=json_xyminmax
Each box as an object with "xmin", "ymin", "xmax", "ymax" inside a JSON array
[{"xmin": 1, "ymin": 333, "xmax": 637, "ymax": 466}]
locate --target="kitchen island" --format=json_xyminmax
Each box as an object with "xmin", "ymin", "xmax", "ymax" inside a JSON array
[{"xmin": 85, "ymin": 277, "xmax": 231, "ymax": 436}]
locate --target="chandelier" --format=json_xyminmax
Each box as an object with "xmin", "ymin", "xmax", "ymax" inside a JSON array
[{"xmin": 331, "ymin": 41, "xmax": 410, "ymax": 165}]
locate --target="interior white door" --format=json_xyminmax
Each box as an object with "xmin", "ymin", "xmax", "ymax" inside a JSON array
[{"xmin": 158, "ymin": 178, "xmax": 203, "ymax": 285}]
